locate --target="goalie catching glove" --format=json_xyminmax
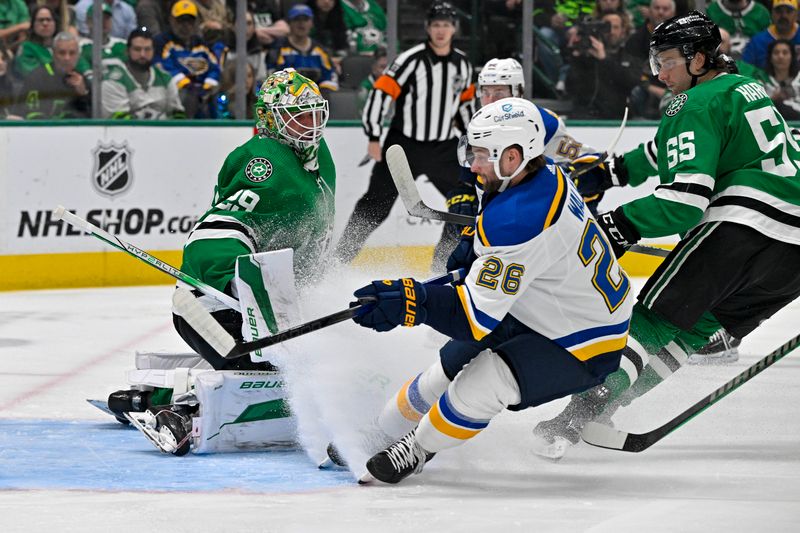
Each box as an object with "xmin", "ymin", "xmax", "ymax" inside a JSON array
[{"xmin": 352, "ymin": 278, "xmax": 427, "ymax": 332}]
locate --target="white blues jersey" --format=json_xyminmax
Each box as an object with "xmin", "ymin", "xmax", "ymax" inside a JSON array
[
  {"xmin": 457, "ymin": 164, "xmax": 633, "ymax": 363},
  {"xmin": 539, "ymin": 106, "xmax": 597, "ymax": 163}
]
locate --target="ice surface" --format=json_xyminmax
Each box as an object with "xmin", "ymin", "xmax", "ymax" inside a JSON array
[{"xmin": 0, "ymin": 272, "xmax": 798, "ymax": 532}]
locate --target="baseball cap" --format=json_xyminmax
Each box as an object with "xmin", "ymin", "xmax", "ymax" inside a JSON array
[
  {"xmin": 171, "ymin": 0, "xmax": 199, "ymax": 18},
  {"xmin": 87, "ymin": 3, "xmax": 113, "ymax": 17},
  {"xmin": 287, "ymin": 4, "xmax": 314, "ymax": 20},
  {"xmin": 773, "ymin": 0, "xmax": 798, "ymax": 10}
]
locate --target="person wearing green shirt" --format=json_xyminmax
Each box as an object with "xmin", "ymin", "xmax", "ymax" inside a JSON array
[
  {"xmin": 14, "ymin": 5, "xmax": 57, "ymax": 77},
  {"xmin": 534, "ymin": 11, "xmax": 800, "ymax": 459},
  {"xmin": 341, "ymin": 0, "xmax": 386, "ymax": 55},
  {"xmin": 79, "ymin": 2, "xmax": 127, "ymax": 79},
  {"xmin": 0, "ymin": 0, "xmax": 30, "ymax": 49},
  {"xmin": 106, "ymin": 69, "xmax": 337, "ymax": 448},
  {"xmin": 707, "ymin": 0, "xmax": 771, "ymax": 58}
]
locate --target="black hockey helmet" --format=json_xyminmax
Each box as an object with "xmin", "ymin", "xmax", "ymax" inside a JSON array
[
  {"xmin": 426, "ymin": 1, "xmax": 458, "ymax": 25},
  {"xmin": 649, "ymin": 11, "xmax": 722, "ymax": 75}
]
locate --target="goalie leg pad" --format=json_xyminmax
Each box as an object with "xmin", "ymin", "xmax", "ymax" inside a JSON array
[{"xmin": 191, "ymin": 370, "xmax": 297, "ymax": 453}]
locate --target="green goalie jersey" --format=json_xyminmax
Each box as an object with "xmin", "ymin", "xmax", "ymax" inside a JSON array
[
  {"xmin": 621, "ymin": 73, "xmax": 800, "ymax": 246},
  {"xmin": 181, "ymin": 136, "xmax": 336, "ymax": 293}
]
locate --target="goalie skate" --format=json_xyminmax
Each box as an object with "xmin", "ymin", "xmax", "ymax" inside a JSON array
[
  {"xmin": 125, "ymin": 405, "xmax": 194, "ymax": 456},
  {"xmin": 687, "ymin": 330, "xmax": 741, "ymax": 365}
]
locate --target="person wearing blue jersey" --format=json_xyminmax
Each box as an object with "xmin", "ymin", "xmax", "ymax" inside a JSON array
[
  {"xmin": 153, "ymin": 0, "xmax": 221, "ymax": 118},
  {"xmin": 341, "ymin": 98, "xmax": 634, "ymax": 484}
]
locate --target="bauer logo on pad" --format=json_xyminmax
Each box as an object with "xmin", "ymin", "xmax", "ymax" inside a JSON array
[{"xmin": 91, "ymin": 142, "xmax": 133, "ymax": 197}]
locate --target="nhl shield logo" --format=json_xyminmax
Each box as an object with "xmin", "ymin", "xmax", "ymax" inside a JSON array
[{"xmin": 92, "ymin": 142, "xmax": 133, "ymax": 197}]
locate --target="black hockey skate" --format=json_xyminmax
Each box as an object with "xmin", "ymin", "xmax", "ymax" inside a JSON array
[
  {"xmin": 126, "ymin": 404, "xmax": 196, "ymax": 456},
  {"xmin": 532, "ymin": 384, "xmax": 612, "ymax": 461},
  {"xmin": 688, "ymin": 330, "xmax": 741, "ymax": 365},
  {"xmin": 366, "ymin": 430, "xmax": 435, "ymax": 484},
  {"xmin": 107, "ymin": 389, "xmax": 152, "ymax": 424}
]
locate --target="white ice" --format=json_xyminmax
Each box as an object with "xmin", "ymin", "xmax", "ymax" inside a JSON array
[{"xmin": 0, "ymin": 271, "xmax": 798, "ymax": 532}]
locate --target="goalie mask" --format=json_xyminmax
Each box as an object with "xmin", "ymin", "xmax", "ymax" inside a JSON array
[
  {"xmin": 255, "ymin": 68, "xmax": 329, "ymax": 169},
  {"xmin": 459, "ymin": 98, "xmax": 545, "ymax": 188},
  {"xmin": 478, "ymin": 58, "xmax": 525, "ymax": 100}
]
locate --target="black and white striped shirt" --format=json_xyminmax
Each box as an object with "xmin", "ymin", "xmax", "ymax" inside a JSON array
[{"xmin": 362, "ymin": 42, "xmax": 476, "ymax": 142}]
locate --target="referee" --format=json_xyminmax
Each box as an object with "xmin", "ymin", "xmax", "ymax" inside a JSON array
[{"xmin": 334, "ymin": 1, "xmax": 476, "ymax": 269}]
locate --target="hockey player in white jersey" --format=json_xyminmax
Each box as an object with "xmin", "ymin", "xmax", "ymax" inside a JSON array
[{"xmin": 344, "ymin": 99, "xmax": 634, "ymax": 484}]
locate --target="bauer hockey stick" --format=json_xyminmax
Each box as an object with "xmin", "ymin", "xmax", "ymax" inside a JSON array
[
  {"xmin": 53, "ymin": 206, "xmax": 239, "ymax": 309},
  {"xmin": 581, "ymin": 331, "xmax": 800, "ymax": 452},
  {"xmin": 173, "ymin": 269, "xmax": 467, "ymax": 359},
  {"xmin": 568, "ymin": 106, "xmax": 628, "ymax": 179},
  {"xmin": 385, "ymin": 144, "xmax": 671, "ymax": 259}
]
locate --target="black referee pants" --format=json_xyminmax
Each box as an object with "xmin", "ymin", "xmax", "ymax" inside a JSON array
[{"xmin": 334, "ymin": 130, "xmax": 463, "ymax": 267}]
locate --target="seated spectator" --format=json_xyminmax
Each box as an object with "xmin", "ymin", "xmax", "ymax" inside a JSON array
[
  {"xmin": 720, "ymin": 27, "xmax": 768, "ymax": 82},
  {"xmin": 565, "ymin": 12, "xmax": 639, "ymax": 119},
  {"xmin": 101, "ymin": 27, "xmax": 184, "ymax": 119},
  {"xmin": 14, "ymin": 5, "xmax": 59, "ymax": 78},
  {"xmin": 136, "ymin": 0, "xmax": 170, "ymax": 36},
  {"xmin": 0, "ymin": 0, "xmax": 30, "ymax": 52},
  {"xmin": 357, "ymin": 45, "xmax": 386, "ymax": 114},
  {"xmin": 624, "ymin": 0, "xmax": 674, "ymax": 64},
  {"xmin": 763, "ymin": 38, "xmax": 800, "ymax": 119},
  {"xmin": 627, "ymin": 0, "xmax": 650, "ymax": 28},
  {"xmin": 312, "ymin": 0, "xmax": 348, "ymax": 60},
  {"xmin": 243, "ymin": 0, "xmax": 288, "ymax": 46},
  {"xmin": 75, "ymin": 0, "xmax": 137, "ymax": 40},
  {"xmin": 625, "ymin": 0, "xmax": 675, "ymax": 118},
  {"xmin": 16, "ymin": 32, "xmax": 91, "ymax": 119},
  {"xmin": 79, "ymin": 3, "xmax": 127, "ymax": 79},
  {"xmin": 594, "ymin": 0, "xmax": 630, "ymax": 17},
  {"xmin": 226, "ymin": 10, "xmax": 268, "ymax": 87},
  {"xmin": 0, "ymin": 42, "xmax": 21, "ymax": 119},
  {"xmin": 195, "ymin": 0, "xmax": 232, "ymax": 59},
  {"xmin": 743, "ymin": 0, "xmax": 800, "ymax": 69},
  {"xmin": 707, "ymin": 0, "xmax": 771, "ymax": 58},
  {"xmin": 154, "ymin": 0, "xmax": 221, "ymax": 118},
  {"xmin": 215, "ymin": 61, "xmax": 255, "ymax": 119},
  {"xmin": 267, "ymin": 4, "xmax": 338, "ymax": 94},
  {"xmin": 341, "ymin": 0, "xmax": 386, "ymax": 55}
]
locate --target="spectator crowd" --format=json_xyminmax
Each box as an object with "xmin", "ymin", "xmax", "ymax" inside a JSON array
[{"xmin": 2, "ymin": 0, "xmax": 800, "ymax": 121}]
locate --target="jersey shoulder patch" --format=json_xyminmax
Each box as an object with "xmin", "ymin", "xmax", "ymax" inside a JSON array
[{"xmin": 476, "ymin": 166, "xmax": 568, "ymax": 247}]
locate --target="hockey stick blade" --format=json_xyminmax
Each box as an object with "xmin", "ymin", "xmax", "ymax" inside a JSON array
[
  {"xmin": 54, "ymin": 206, "xmax": 239, "ymax": 310},
  {"xmin": 174, "ymin": 269, "xmax": 466, "ymax": 359},
  {"xmin": 386, "ymin": 146, "xmax": 668, "ymax": 258},
  {"xmin": 581, "ymin": 331, "xmax": 800, "ymax": 452}
]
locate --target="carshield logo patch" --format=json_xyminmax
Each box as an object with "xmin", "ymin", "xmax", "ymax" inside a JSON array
[{"xmin": 92, "ymin": 142, "xmax": 133, "ymax": 197}]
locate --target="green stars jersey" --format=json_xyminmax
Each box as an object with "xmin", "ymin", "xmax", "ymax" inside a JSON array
[
  {"xmin": 181, "ymin": 136, "xmax": 336, "ymax": 294},
  {"xmin": 622, "ymin": 73, "xmax": 800, "ymax": 245},
  {"xmin": 101, "ymin": 62, "xmax": 184, "ymax": 119}
]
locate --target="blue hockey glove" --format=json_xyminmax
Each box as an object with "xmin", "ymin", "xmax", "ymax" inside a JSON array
[
  {"xmin": 445, "ymin": 183, "xmax": 479, "ymax": 217},
  {"xmin": 597, "ymin": 207, "xmax": 640, "ymax": 259},
  {"xmin": 352, "ymin": 278, "xmax": 427, "ymax": 332},
  {"xmin": 446, "ymin": 226, "xmax": 477, "ymax": 274}
]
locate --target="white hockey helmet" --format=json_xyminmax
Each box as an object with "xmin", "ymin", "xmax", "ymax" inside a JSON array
[
  {"xmin": 478, "ymin": 58, "xmax": 525, "ymax": 97},
  {"xmin": 462, "ymin": 97, "xmax": 545, "ymax": 183}
]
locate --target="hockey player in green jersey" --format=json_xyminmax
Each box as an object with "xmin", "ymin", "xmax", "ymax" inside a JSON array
[
  {"xmin": 107, "ymin": 69, "xmax": 336, "ymax": 453},
  {"xmin": 534, "ymin": 11, "xmax": 800, "ymax": 459}
]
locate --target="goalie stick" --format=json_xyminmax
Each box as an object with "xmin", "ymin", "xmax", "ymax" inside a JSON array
[
  {"xmin": 53, "ymin": 206, "xmax": 239, "ymax": 310},
  {"xmin": 173, "ymin": 269, "xmax": 466, "ymax": 359},
  {"xmin": 581, "ymin": 331, "xmax": 800, "ymax": 452},
  {"xmin": 385, "ymin": 144, "xmax": 671, "ymax": 259}
]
